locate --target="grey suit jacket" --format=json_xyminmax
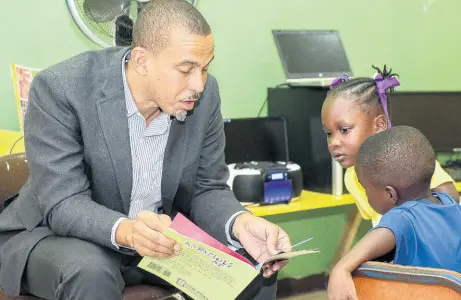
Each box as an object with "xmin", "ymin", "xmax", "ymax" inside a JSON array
[{"xmin": 0, "ymin": 47, "xmax": 245, "ymax": 295}]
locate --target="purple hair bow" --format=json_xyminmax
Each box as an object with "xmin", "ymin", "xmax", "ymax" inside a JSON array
[
  {"xmin": 374, "ymin": 74, "xmax": 400, "ymax": 128},
  {"xmin": 330, "ymin": 75, "xmax": 350, "ymax": 89}
]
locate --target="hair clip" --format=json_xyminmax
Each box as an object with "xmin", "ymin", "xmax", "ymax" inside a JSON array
[
  {"xmin": 330, "ymin": 75, "xmax": 350, "ymax": 89},
  {"xmin": 374, "ymin": 74, "xmax": 400, "ymax": 128}
]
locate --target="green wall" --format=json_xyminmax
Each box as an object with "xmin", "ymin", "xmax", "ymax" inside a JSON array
[
  {"xmin": 264, "ymin": 205, "xmax": 372, "ymax": 279},
  {"xmin": 202, "ymin": 0, "xmax": 461, "ymax": 118},
  {"xmin": 1, "ymin": 1, "xmax": 97, "ymax": 131},
  {"xmin": 1, "ymin": 0, "xmax": 461, "ymax": 131}
]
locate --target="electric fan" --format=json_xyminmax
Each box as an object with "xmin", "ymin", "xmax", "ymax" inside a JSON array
[{"xmin": 67, "ymin": 0, "xmax": 199, "ymax": 48}]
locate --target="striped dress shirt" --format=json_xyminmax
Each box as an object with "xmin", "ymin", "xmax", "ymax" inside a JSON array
[
  {"xmin": 111, "ymin": 51, "xmax": 244, "ymax": 249},
  {"xmin": 111, "ymin": 51, "xmax": 171, "ymax": 247}
]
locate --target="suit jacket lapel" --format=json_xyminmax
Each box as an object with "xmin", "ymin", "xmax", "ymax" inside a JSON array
[
  {"xmin": 162, "ymin": 120, "xmax": 189, "ymax": 214},
  {"xmin": 94, "ymin": 47, "xmax": 190, "ymax": 216},
  {"xmin": 96, "ymin": 47, "xmax": 133, "ymax": 214}
]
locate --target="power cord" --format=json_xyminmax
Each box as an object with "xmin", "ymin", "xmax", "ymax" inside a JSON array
[
  {"xmin": 9, "ymin": 135, "xmax": 24, "ymax": 154},
  {"xmin": 256, "ymin": 83, "xmax": 290, "ymax": 117}
]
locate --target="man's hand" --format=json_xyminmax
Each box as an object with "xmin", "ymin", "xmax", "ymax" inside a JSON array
[
  {"xmin": 115, "ymin": 211, "xmax": 180, "ymax": 257},
  {"xmin": 232, "ymin": 212, "xmax": 291, "ymax": 278},
  {"xmin": 327, "ymin": 269, "xmax": 358, "ymax": 300}
]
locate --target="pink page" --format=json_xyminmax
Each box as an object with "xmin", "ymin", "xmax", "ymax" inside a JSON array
[{"xmin": 170, "ymin": 213, "xmax": 254, "ymax": 266}]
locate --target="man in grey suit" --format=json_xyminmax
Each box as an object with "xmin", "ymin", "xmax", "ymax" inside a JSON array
[{"xmin": 0, "ymin": 0, "xmax": 292, "ymax": 299}]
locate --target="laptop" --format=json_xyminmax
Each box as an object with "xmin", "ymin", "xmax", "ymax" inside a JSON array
[{"xmin": 272, "ymin": 30, "xmax": 353, "ymax": 87}]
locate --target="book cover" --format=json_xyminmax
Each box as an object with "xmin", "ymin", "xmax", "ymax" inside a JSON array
[{"xmin": 138, "ymin": 213, "xmax": 319, "ymax": 300}]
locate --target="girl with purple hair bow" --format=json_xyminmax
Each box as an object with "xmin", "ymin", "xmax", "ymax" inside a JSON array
[
  {"xmin": 322, "ymin": 65, "xmax": 403, "ymax": 170},
  {"xmin": 322, "ymin": 65, "xmax": 459, "ymax": 299},
  {"xmin": 321, "ymin": 64, "xmax": 459, "ymax": 226},
  {"xmin": 329, "ymin": 66, "xmax": 399, "ymax": 129}
]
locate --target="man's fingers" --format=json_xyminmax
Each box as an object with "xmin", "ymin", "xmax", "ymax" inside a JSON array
[
  {"xmin": 132, "ymin": 214, "xmax": 180, "ymax": 255},
  {"xmin": 260, "ymin": 258, "xmax": 288, "ymax": 278},
  {"xmin": 265, "ymin": 225, "xmax": 292, "ymax": 256},
  {"xmin": 134, "ymin": 234, "xmax": 175, "ymax": 256},
  {"xmin": 265, "ymin": 226, "xmax": 280, "ymax": 256},
  {"xmin": 277, "ymin": 233, "xmax": 292, "ymax": 253},
  {"xmin": 134, "ymin": 223, "xmax": 177, "ymax": 248},
  {"xmin": 136, "ymin": 245, "xmax": 172, "ymax": 258},
  {"xmin": 158, "ymin": 214, "xmax": 172, "ymax": 229},
  {"xmin": 271, "ymin": 259, "xmax": 288, "ymax": 272},
  {"xmin": 138, "ymin": 211, "xmax": 170, "ymax": 233},
  {"xmin": 263, "ymin": 267, "xmax": 275, "ymax": 278}
]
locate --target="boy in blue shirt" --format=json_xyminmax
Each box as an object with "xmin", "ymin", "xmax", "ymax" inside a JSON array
[{"xmin": 328, "ymin": 125, "xmax": 461, "ymax": 300}]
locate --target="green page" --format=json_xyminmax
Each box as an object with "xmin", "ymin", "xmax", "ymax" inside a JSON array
[
  {"xmin": 138, "ymin": 228, "xmax": 259, "ymax": 300},
  {"xmin": 138, "ymin": 223, "xmax": 320, "ymax": 300}
]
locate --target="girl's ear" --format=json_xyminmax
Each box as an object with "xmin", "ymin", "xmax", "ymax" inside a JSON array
[{"xmin": 374, "ymin": 114, "xmax": 388, "ymax": 133}]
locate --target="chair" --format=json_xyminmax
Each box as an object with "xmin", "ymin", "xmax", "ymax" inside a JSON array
[
  {"xmin": 352, "ymin": 261, "xmax": 461, "ymax": 299},
  {"xmin": 0, "ymin": 153, "xmax": 186, "ymax": 300}
]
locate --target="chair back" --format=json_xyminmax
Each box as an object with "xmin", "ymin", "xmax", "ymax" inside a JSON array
[
  {"xmin": 353, "ymin": 261, "xmax": 461, "ymax": 299},
  {"xmin": 0, "ymin": 153, "xmax": 28, "ymax": 207}
]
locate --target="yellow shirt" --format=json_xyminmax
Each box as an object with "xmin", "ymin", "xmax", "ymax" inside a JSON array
[{"xmin": 344, "ymin": 160, "xmax": 455, "ymax": 226}]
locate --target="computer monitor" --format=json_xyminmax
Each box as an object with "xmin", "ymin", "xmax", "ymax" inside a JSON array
[
  {"xmin": 389, "ymin": 92, "xmax": 461, "ymax": 152},
  {"xmin": 267, "ymin": 87, "xmax": 334, "ymax": 193},
  {"xmin": 223, "ymin": 117, "xmax": 289, "ymax": 164},
  {"xmin": 272, "ymin": 30, "xmax": 352, "ymax": 83}
]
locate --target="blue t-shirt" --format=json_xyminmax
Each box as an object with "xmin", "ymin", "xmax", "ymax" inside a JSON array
[{"xmin": 375, "ymin": 192, "xmax": 461, "ymax": 273}]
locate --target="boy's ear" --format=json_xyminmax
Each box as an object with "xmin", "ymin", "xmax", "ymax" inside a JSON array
[
  {"xmin": 385, "ymin": 185, "xmax": 399, "ymax": 206},
  {"xmin": 374, "ymin": 114, "xmax": 388, "ymax": 133}
]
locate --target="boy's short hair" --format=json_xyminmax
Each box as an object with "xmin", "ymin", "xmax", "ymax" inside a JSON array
[{"xmin": 356, "ymin": 126, "xmax": 435, "ymax": 190}]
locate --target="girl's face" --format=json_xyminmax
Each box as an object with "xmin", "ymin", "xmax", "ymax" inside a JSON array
[{"xmin": 321, "ymin": 95, "xmax": 386, "ymax": 168}]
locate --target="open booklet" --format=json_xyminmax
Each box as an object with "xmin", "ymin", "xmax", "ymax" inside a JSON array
[{"xmin": 138, "ymin": 213, "xmax": 319, "ymax": 300}]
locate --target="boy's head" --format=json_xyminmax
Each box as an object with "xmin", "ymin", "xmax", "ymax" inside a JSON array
[
  {"xmin": 355, "ymin": 125, "xmax": 435, "ymax": 215},
  {"xmin": 321, "ymin": 65, "xmax": 400, "ymax": 168}
]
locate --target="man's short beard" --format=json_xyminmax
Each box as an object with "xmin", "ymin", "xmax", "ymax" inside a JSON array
[{"xmin": 175, "ymin": 110, "xmax": 187, "ymax": 122}]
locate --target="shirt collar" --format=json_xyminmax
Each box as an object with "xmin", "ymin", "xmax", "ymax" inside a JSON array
[
  {"xmin": 122, "ymin": 51, "xmax": 141, "ymax": 118},
  {"xmin": 122, "ymin": 51, "xmax": 171, "ymax": 135}
]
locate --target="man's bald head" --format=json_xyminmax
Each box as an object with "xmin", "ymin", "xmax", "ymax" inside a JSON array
[{"xmin": 132, "ymin": 0, "xmax": 211, "ymax": 55}]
